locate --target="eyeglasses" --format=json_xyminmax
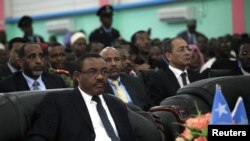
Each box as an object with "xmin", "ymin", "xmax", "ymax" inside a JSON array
[
  {"xmin": 175, "ymin": 46, "xmax": 192, "ymax": 53},
  {"xmin": 79, "ymin": 69, "xmax": 108, "ymax": 77},
  {"xmin": 241, "ymin": 51, "xmax": 250, "ymax": 56}
]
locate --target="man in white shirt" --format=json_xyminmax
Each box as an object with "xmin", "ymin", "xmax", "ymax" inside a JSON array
[
  {"xmin": 147, "ymin": 37, "xmax": 201, "ymax": 105},
  {"xmin": 25, "ymin": 53, "xmax": 136, "ymax": 141}
]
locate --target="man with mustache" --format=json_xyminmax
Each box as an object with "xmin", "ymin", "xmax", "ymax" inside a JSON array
[
  {"xmin": 117, "ymin": 47, "xmax": 137, "ymax": 77},
  {"xmin": 100, "ymin": 47, "xmax": 151, "ymax": 110},
  {"xmin": 25, "ymin": 53, "xmax": 136, "ymax": 141},
  {"xmin": 147, "ymin": 37, "xmax": 201, "ymax": 106},
  {"xmin": 0, "ymin": 43, "xmax": 66, "ymax": 92}
]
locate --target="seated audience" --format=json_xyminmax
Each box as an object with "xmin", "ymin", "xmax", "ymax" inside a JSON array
[{"xmin": 0, "ymin": 43, "xmax": 66, "ymax": 92}]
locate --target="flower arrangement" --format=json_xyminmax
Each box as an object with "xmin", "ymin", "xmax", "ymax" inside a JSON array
[{"xmin": 175, "ymin": 112, "xmax": 211, "ymax": 141}]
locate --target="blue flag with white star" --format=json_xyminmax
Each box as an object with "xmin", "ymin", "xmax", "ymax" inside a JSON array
[
  {"xmin": 210, "ymin": 84, "xmax": 233, "ymax": 125},
  {"xmin": 232, "ymin": 97, "xmax": 249, "ymax": 125}
]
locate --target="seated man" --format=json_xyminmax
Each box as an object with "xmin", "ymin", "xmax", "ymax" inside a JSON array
[
  {"xmin": 100, "ymin": 47, "xmax": 152, "ymax": 110},
  {"xmin": 24, "ymin": 53, "xmax": 136, "ymax": 141},
  {"xmin": 147, "ymin": 37, "xmax": 201, "ymax": 105},
  {"xmin": 0, "ymin": 43, "xmax": 66, "ymax": 92}
]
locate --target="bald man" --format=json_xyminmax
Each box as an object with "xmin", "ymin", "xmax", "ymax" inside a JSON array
[{"xmin": 100, "ymin": 47, "xmax": 152, "ymax": 110}]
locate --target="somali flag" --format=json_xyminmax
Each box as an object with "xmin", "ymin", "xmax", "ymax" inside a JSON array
[
  {"xmin": 210, "ymin": 84, "xmax": 233, "ymax": 125},
  {"xmin": 231, "ymin": 97, "xmax": 249, "ymax": 125}
]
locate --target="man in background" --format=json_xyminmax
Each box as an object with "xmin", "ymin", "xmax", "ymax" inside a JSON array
[
  {"xmin": 18, "ymin": 15, "xmax": 44, "ymax": 43},
  {"xmin": 89, "ymin": 5, "xmax": 120, "ymax": 47},
  {"xmin": 100, "ymin": 47, "xmax": 151, "ymax": 110},
  {"xmin": 147, "ymin": 37, "xmax": 201, "ymax": 105},
  {"xmin": 0, "ymin": 37, "xmax": 28, "ymax": 80},
  {"xmin": 177, "ymin": 19, "xmax": 207, "ymax": 45},
  {"xmin": 0, "ymin": 43, "xmax": 66, "ymax": 92}
]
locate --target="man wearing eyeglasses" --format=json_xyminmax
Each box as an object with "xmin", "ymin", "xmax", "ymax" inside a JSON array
[
  {"xmin": 25, "ymin": 53, "xmax": 136, "ymax": 141},
  {"xmin": 147, "ymin": 37, "xmax": 201, "ymax": 106},
  {"xmin": 0, "ymin": 43, "xmax": 67, "ymax": 93}
]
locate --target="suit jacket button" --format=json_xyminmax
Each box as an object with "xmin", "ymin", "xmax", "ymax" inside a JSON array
[{"xmin": 91, "ymin": 133, "xmax": 95, "ymax": 138}]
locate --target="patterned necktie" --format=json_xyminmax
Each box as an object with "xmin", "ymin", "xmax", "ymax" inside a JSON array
[
  {"xmin": 92, "ymin": 96, "xmax": 120, "ymax": 141},
  {"xmin": 32, "ymin": 81, "xmax": 40, "ymax": 90},
  {"xmin": 180, "ymin": 72, "xmax": 187, "ymax": 86},
  {"xmin": 111, "ymin": 80, "xmax": 128, "ymax": 103}
]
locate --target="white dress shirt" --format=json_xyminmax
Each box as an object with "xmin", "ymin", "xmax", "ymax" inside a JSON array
[
  {"xmin": 78, "ymin": 87, "xmax": 119, "ymax": 141},
  {"xmin": 169, "ymin": 65, "xmax": 190, "ymax": 88}
]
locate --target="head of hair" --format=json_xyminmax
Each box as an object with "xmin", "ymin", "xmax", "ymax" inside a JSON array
[
  {"xmin": 18, "ymin": 43, "xmax": 41, "ymax": 59},
  {"xmin": 76, "ymin": 53, "xmax": 103, "ymax": 72},
  {"xmin": 131, "ymin": 30, "xmax": 147, "ymax": 45},
  {"xmin": 18, "ymin": 15, "xmax": 32, "ymax": 28},
  {"xmin": 163, "ymin": 37, "xmax": 183, "ymax": 53},
  {"xmin": 49, "ymin": 42, "xmax": 63, "ymax": 47},
  {"xmin": 8, "ymin": 37, "xmax": 29, "ymax": 51},
  {"xmin": 96, "ymin": 5, "xmax": 113, "ymax": 17}
]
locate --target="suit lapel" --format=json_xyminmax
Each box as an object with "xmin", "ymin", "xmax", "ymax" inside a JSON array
[
  {"xmin": 69, "ymin": 88, "xmax": 94, "ymax": 130},
  {"xmin": 16, "ymin": 72, "xmax": 30, "ymax": 90},
  {"xmin": 120, "ymin": 75, "xmax": 137, "ymax": 103},
  {"xmin": 165, "ymin": 68, "xmax": 180, "ymax": 89}
]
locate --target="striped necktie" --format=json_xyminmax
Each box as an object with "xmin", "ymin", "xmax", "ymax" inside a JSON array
[
  {"xmin": 32, "ymin": 81, "xmax": 40, "ymax": 90},
  {"xmin": 111, "ymin": 80, "xmax": 128, "ymax": 103}
]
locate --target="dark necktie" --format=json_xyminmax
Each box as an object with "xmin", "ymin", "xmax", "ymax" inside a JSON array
[
  {"xmin": 181, "ymin": 72, "xmax": 187, "ymax": 86},
  {"xmin": 32, "ymin": 81, "xmax": 40, "ymax": 90},
  {"xmin": 92, "ymin": 96, "xmax": 120, "ymax": 141}
]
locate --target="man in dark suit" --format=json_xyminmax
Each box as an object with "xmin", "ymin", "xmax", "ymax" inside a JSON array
[
  {"xmin": 89, "ymin": 5, "xmax": 120, "ymax": 47},
  {"xmin": 18, "ymin": 15, "xmax": 44, "ymax": 43},
  {"xmin": 25, "ymin": 53, "xmax": 136, "ymax": 141},
  {"xmin": 0, "ymin": 37, "xmax": 28, "ymax": 80},
  {"xmin": 0, "ymin": 43, "xmax": 66, "ymax": 93},
  {"xmin": 147, "ymin": 37, "xmax": 201, "ymax": 105},
  {"xmin": 100, "ymin": 47, "xmax": 151, "ymax": 110},
  {"xmin": 177, "ymin": 19, "xmax": 207, "ymax": 45}
]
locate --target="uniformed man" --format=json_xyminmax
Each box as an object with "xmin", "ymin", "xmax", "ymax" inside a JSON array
[
  {"xmin": 89, "ymin": 5, "xmax": 120, "ymax": 47},
  {"xmin": 18, "ymin": 15, "xmax": 44, "ymax": 43},
  {"xmin": 47, "ymin": 43, "xmax": 73, "ymax": 87}
]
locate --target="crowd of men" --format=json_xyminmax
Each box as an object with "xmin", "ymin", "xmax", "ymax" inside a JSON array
[{"xmin": 0, "ymin": 4, "xmax": 250, "ymax": 141}]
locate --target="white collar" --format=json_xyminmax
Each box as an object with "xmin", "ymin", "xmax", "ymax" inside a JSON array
[
  {"xmin": 241, "ymin": 67, "xmax": 250, "ymax": 75},
  {"xmin": 22, "ymin": 72, "xmax": 42, "ymax": 88},
  {"xmin": 78, "ymin": 87, "xmax": 105, "ymax": 105},
  {"xmin": 168, "ymin": 65, "xmax": 188, "ymax": 78}
]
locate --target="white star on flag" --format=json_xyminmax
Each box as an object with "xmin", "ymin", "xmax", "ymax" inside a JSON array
[{"xmin": 215, "ymin": 102, "xmax": 228, "ymax": 117}]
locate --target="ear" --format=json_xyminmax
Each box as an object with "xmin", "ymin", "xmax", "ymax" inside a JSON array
[
  {"xmin": 73, "ymin": 71, "xmax": 81, "ymax": 82},
  {"xmin": 16, "ymin": 58, "xmax": 23, "ymax": 68},
  {"xmin": 165, "ymin": 52, "xmax": 172, "ymax": 62}
]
